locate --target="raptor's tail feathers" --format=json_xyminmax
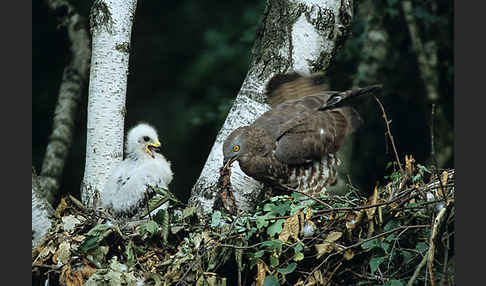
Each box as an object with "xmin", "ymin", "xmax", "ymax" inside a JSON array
[{"xmin": 320, "ymin": 84, "xmax": 383, "ymax": 111}]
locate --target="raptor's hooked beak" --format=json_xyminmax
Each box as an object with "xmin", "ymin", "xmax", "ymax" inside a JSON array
[{"xmin": 145, "ymin": 140, "xmax": 161, "ymax": 158}]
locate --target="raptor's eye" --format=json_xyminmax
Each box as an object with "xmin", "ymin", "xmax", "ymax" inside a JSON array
[
  {"xmin": 233, "ymin": 145, "xmax": 240, "ymax": 152},
  {"xmin": 143, "ymin": 136, "xmax": 150, "ymax": 142}
]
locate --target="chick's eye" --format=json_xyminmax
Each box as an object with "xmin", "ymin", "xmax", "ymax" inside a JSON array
[
  {"xmin": 143, "ymin": 136, "xmax": 150, "ymax": 142},
  {"xmin": 233, "ymin": 145, "xmax": 240, "ymax": 152}
]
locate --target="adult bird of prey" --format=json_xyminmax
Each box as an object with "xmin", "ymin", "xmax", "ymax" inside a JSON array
[
  {"xmin": 223, "ymin": 72, "xmax": 382, "ymax": 196},
  {"xmin": 101, "ymin": 123, "xmax": 173, "ymax": 218}
]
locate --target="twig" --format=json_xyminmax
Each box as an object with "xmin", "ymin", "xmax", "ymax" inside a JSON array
[
  {"xmin": 280, "ymin": 185, "xmax": 333, "ymax": 208},
  {"xmin": 339, "ymin": 225, "xmax": 429, "ymax": 251},
  {"xmin": 430, "ymin": 104, "xmax": 437, "ymax": 167},
  {"xmin": 32, "ymin": 263, "xmax": 62, "ymax": 270},
  {"xmin": 68, "ymin": 194, "xmax": 86, "ymax": 211},
  {"xmin": 218, "ymin": 241, "xmax": 266, "ymax": 249},
  {"xmin": 263, "ymin": 187, "xmax": 414, "ymax": 222},
  {"xmin": 315, "ymin": 187, "xmax": 414, "ymax": 215},
  {"xmin": 408, "ymin": 249, "xmax": 429, "ymax": 286},
  {"xmin": 176, "ymin": 213, "xmax": 242, "ymax": 286},
  {"xmin": 387, "ymin": 225, "xmax": 410, "ymax": 272},
  {"xmin": 304, "ymin": 225, "xmax": 428, "ymax": 285},
  {"xmin": 324, "ymin": 262, "xmax": 342, "ymax": 286},
  {"xmin": 441, "ymin": 231, "xmax": 450, "ymax": 286},
  {"xmin": 374, "ymin": 96, "xmax": 404, "ymax": 174},
  {"xmin": 304, "ymin": 251, "xmax": 340, "ymax": 285},
  {"xmin": 427, "ymin": 200, "xmax": 450, "ymax": 286}
]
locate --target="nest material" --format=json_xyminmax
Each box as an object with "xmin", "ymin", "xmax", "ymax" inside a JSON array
[{"xmin": 32, "ymin": 161, "xmax": 455, "ymax": 286}]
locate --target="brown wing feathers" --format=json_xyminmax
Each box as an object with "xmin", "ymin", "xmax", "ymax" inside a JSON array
[
  {"xmin": 266, "ymin": 72, "xmax": 331, "ymax": 107},
  {"xmin": 264, "ymin": 73, "xmax": 380, "ymax": 164}
]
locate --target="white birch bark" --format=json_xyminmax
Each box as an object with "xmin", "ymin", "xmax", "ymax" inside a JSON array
[
  {"xmin": 190, "ymin": 0, "xmax": 354, "ymax": 213},
  {"xmin": 81, "ymin": 0, "xmax": 138, "ymax": 208},
  {"xmin": 32, "ymin": 168, "xmax": 55, "ymax": 249}
]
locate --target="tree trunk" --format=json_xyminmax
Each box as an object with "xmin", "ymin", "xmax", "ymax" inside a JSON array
[
  {"xmin": 32, "ymin": 168, "xmax": 55, "ymax": 249},
  {"xmin": 81, "ymin": 0, "xmax": 138, "ymax": 208},
  {"xmin": 189, "ymin": 0, "xmax": 354, "ymax": 213},
  {"xmin": 39, "ymin": 0, "xmax": 91, "ymax": 205},
  {"xmin": 401, "ymin": 0, "xmax": 452, "ymax": 167}
]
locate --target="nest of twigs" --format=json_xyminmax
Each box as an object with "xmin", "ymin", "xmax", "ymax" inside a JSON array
[{"xmin": 32, "ymin": 156, "xmax": 454, "ymax": 286}]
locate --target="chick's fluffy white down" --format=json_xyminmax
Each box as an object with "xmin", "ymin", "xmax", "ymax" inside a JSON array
[{"xmin": 100, "ymin": 123, "xmax": 173, "ymax": 216}]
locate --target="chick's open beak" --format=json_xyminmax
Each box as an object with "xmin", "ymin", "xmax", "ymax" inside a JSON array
[{"xmin": 145, "ymin": 140, "xmax": 161, "ymax": 158}]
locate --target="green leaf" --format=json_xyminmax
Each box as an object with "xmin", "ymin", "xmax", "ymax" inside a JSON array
[
  {"xmin": 267, "ymin": 219, "xmax": 285, "ymax": 237},
  {"xmin": 256, "ymin": 216, "xmax": 269, "ymax": 229},
  {"xmin": 412, "ymin": 174, "xmax": 422, "ymax": 182},
  {"xmin": 293, "ymin": 251, "xmax": 304, "ymax": 261},
  {"xmin": 369, "ymin": 256, "xmax": 386, "ymax": 274},
  {"xmin": 262, "ymin": 239, "xmax": 283, "ymax": 251},
  {"xmin": 361, "ymin": 239, "xmax": 379, "ymax": 250},
  {"xmin": 125, "ymin": 240, "xmax": 136, "ymax": 268},
  {"xmin": 417, "ymin": 164, "xmax": 431, "ymax": 173},
  {"xmin": 152, "ymin": 186, "xmax": 169, "ymax": 196},
  {"xmin": 264, "ymin": 202, "xmax": 290, "ymax": 216},
  {"xmin": 416, "ymin": 242, "xmax": 429, "ymax": 253},
  {"xmin": 155, "ymin": 209, "xmax": 169, "ymax": 244},
  {"xmin": 270, "ymin": 254, "xmax": 279, "ymax": 267},
  {"xmin": 277, "ymin": 262, "xmax": 296, "ymax": 275},
  {"xmin": 79, "ymin": 236, "xmax": 99, "ymax": 253},
  {"xmin": 182, "ymin": 206, "xmax": 197, "ymax": 219},
  {"xmin": 138, "ymin": 220, "xmax": 159, "ymax": 238},
  {"xmin": 290, "ymin": 192, "xmax": 302, "ymax": 200},
  {"xmin": 289, "ymin": 204, "xmax": 306, "ymax": 216},
  {"xmin": 385, "ymin": 279, "xmax": 405, "ymax": 286},
  {"xmin": 263, "ymin": 276, "xmax": 280, "ymax": 286},
  {"xmin": 381, "ymin": 242, "xmax": 391, "ymax": 253},
  {"xmin": 384, "ymin": 233, "xmax": 396, "ymax": 243},
  {"xmin": 140, "ymin": 196, "xmax": 169, "ymax": 217},
  {"xmin": 86, "ymin": 224, "xmax": 110, "ymax": 236},
  {"xmin": 295, "ymin": 242, "xmax": 303, "ymax": 253},
  {"xmin": 263, "ymin": 203, "xmax": 275, "ymax": 212},
  {"xmin": 211, "ymin": 210, "xmax": 222, "ymax": 227},
  {"xmin": 254, "ymin": 250, "xmax": 265, "ymax": 258},
  {"xmin": 384, "ymin": 220, "xmax": 400, "ymax": 232},
  {"xmin": 387, "ymin": 0, "xmax": 398, "ymax": 6},
  {"xmin": 401, "ymin": 250, "xmax": 414, "ymax": 264}
]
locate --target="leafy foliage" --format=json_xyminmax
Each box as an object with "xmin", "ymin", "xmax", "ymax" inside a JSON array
[{"xmin": 33, "ymin": 156, "xmax": 454, "ymax": 285}]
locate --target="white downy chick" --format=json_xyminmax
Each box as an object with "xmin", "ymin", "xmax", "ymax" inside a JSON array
[{"xmin": 101, "ymin": 123, "xmax": 173, "ymax": 218}]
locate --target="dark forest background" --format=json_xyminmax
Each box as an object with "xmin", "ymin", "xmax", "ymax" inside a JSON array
[{"xmin": 33, "ymin": 0, "xmax": 453, "ymax": 203}]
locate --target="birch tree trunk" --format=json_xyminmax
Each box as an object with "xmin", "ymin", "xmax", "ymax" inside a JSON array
[
  {"xmin": 401, "ymin": 0, "xmax": 452, "ymax": 167},
  {"xmin": 32, "ymin": 168, "xmax": 55, "ymax": 249},
  {"xmin": 81, "ymin": 0, "xmax": 138, "ymax": 208},
  {"xmin": 189, "ymin": 0, "xmax": 354, "ymax": 213},
  {"xmin": 39, "ymin": 0, "xmax": 91, "ymax": 205}
]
